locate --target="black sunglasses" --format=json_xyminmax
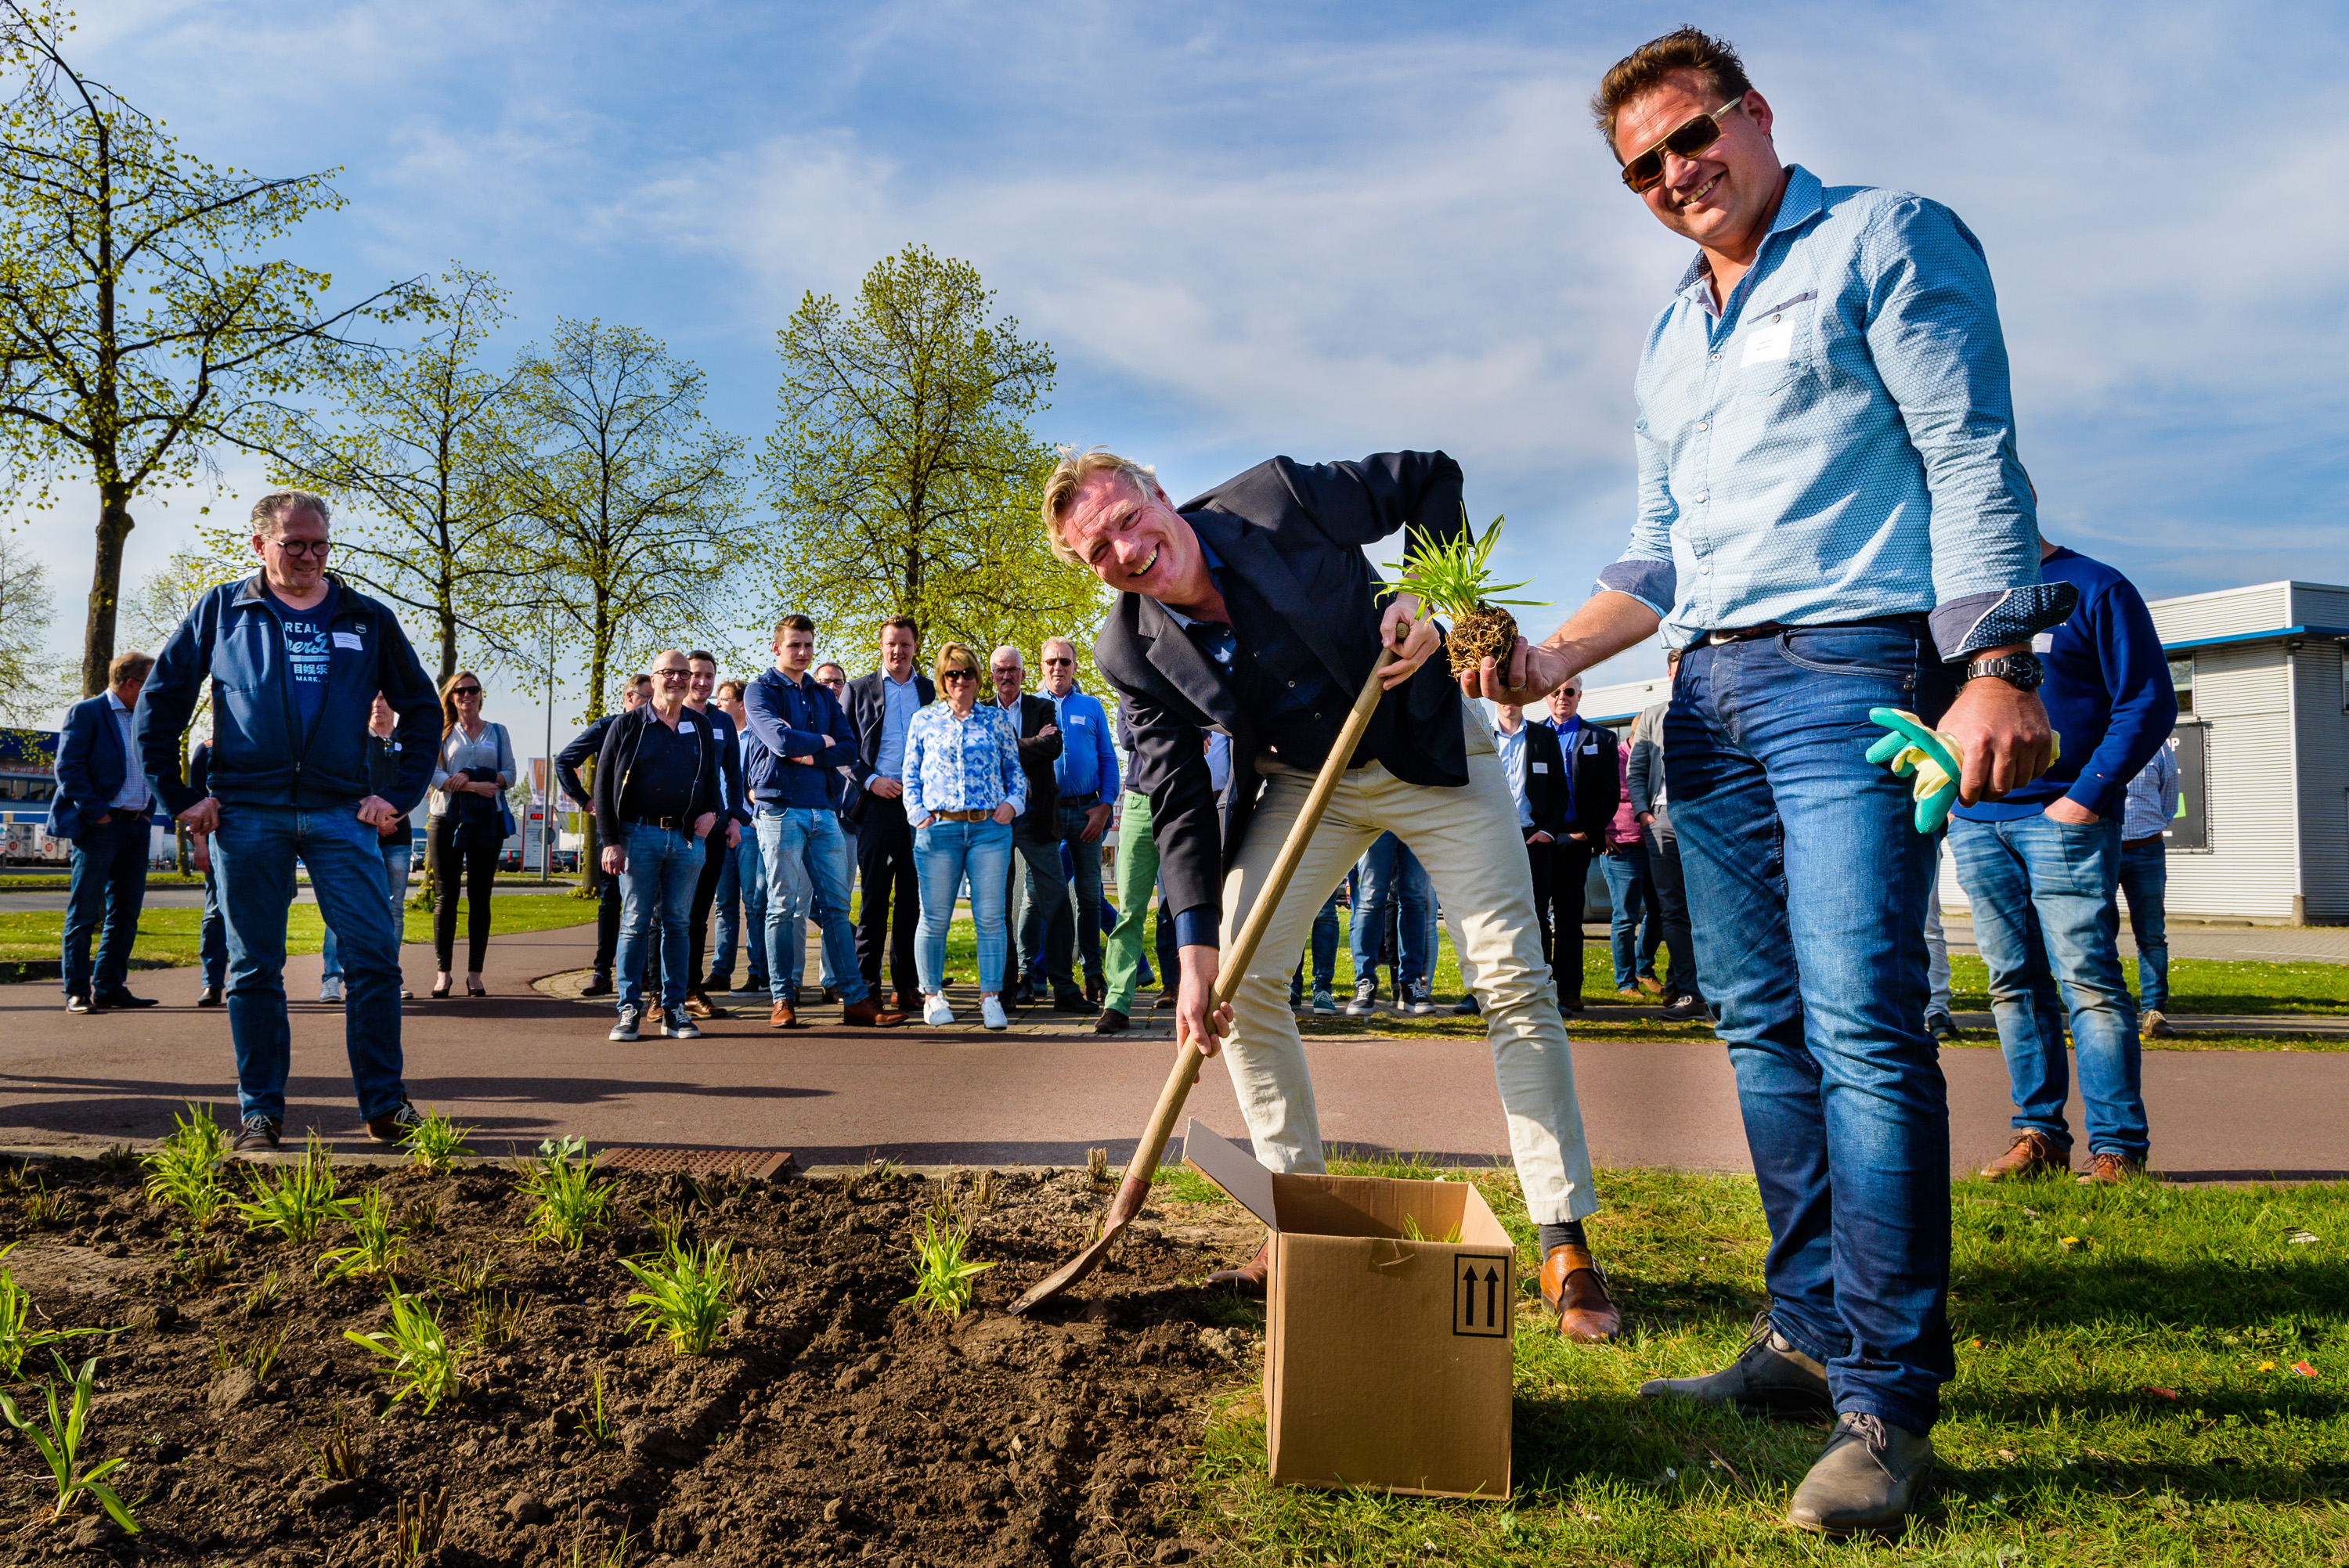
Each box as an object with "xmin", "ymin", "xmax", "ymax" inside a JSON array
[
  {"xmin": 1620, "ymin": 98, "xmax": 1743, "ymax": 193},
  {"xmin": 941, "ymin": 669, "xmax": 978, "ymax": 681},
  {"xmin": 451, "ymin": 686, "xmax": 482, "ymax": 697}
]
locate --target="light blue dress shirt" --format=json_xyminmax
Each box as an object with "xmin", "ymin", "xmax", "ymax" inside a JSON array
[
  {"xmin": 2122, "ymin": 744, "xmax": 2180, "ymax": 842},
  {"xmin": 1599, "ymin": 164, "xmax": 2073, "ymax": 661},
  {"xmin": 874, "ymin": 671, "xmax": 922, "ymax": 780},
  {"xmin": 1046, "ymin": 687, "xmax": 1118, "ymax": 802},
  {"xmin": 903, "ymin": 702, "xmax": 1027, "ymax": 823},
  {"xmin": 1494, "ymin": 721, "xmax": 1532, "ymax": 828},
  {"xmin": 105, "ymin": 691, "xmax": 148, "ymax": 813}
]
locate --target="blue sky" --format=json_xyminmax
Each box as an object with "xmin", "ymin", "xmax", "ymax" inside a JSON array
[{"xmin": 16, "ymin": 0, "xmax": 2347, "ymax": 738}]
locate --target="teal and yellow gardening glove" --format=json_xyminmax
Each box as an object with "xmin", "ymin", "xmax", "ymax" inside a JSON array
[{"xmin": 1865, "ymin": 708, "xmax": 2060, "ymax": 834}]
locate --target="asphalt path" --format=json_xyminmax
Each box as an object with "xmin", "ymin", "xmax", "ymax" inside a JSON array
[
  {"xmin": 0, "ymin": 884, "xmax": 568, "ymax": 912},
  {"xmin": 2, "ymin": 921, "xmax": 2340, "ymax": 1184}
]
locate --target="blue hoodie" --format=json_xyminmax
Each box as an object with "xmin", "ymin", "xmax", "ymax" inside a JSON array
[{"xmin": 135, "ymin": 573, "xmax": 438, "ymax": 817}]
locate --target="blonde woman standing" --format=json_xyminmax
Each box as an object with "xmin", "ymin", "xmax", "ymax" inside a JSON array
[
  {"xmin": 901, "ymin": 642, "xmax": 1026, "ymax": 1030},
  {"xmin": 428, "ymin": 671, "xmax": 515, "ymax": 998}
]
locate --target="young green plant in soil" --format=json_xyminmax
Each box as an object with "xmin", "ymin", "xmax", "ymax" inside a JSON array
[
  {"xmin": 903, "ymin": 1213, "xmax": 996, "ymax": 1318},
  {"xmin": 344, "ymin": 1285, "xmax": 467, "ymax": 1415},
  {"xmin": 0, "ymin": 1354, "xmax": 140, "ymax": 1534},
  {"xmin": 140, "ymin": 1101, "xmax": 232, "ymax": 1228},
  {"xmin": 399, "ymin": 1105, "xmax": 476, "ymax": 1174},
  {"xmin": 519, "ymin": 1135, "xmax": 610, "ymax": 1251},
  {"xmin": 1382, "ymin": 512, "xmax": 1543, "ymax": 677},
  {"xmin": 0, "ymin": 1243, "xmax": 111, "ymax": 1376},
  {"xmin": 236, "ymin": 1135, "xmax": 341, "ymax": 1242},
  {"xmin": 296, "ymin": 1400, "xmax": 364, "ymax": 1483},
  {"xmin": 316, "ymin": 1188, "xmax": 406, "ymax": 1282},
  {"xmin": 622, "ymin": 1238, "xmax": 738, "ymax": 1356}
]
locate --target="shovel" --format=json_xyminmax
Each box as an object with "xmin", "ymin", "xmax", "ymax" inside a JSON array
[{"xmin": 1008, "ymin": 646, "xmax": 1400, "ymax": 1315}]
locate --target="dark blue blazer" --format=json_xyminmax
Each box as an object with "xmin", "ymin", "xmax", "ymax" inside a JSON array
[{"xmin": 49, "ymin": 694, "xmax": 140, "ymax": 841}]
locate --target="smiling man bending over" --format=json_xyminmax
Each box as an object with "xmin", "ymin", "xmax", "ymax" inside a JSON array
[{"xmin": 1044, "ymin": 446, "xmax": 1620, "ymax": 1343}]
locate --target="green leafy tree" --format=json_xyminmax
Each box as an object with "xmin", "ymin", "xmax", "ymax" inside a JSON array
[
  {"xmin": 0, "ymin": 2, "xmax": 426, "ymax": 694},
  {"xmin": 505, "ymin": 318, "xmax": 746, "ymax": 886},
  {"xmin": 760, "ymin": 244, "xmax": 1103, "ymax": 682},
  {"xmin": 0, "ymin": 533, "xmax": 59, "ymax": 723},
  {"xmin": 266, "ymin": 266, "xmax": 532, "ymax": 684}
]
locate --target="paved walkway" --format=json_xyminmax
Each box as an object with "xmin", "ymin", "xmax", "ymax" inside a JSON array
[{"xmin": 2, "ymin": 922, "xmax": 2341, "ymax": 1184}]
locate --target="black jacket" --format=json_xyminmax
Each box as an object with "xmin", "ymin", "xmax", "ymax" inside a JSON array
[
  {"xmin": 995, "ymin": 692, "xmax": 1063, "ymax": 833},
  {"xmin": 555, "ymin": 714, "xmax": 618, "ymax": 810},
  {"xmin": 1548, "ymin": 719, "xmax": 1622, "ymax": 845},
  {"xmin": 1512, "ymin": 720, "xmax": 1571, "ymax": 840},
  {"xmin": 590, "ymin": 705, "xmax": 720, "ymax": 832},
  {"xmin": 840, "ymin": 670, "xmax": 935, "ymax": 823},
  {"xmin": 1094, "ymin": 450, "xmax": 1470, "ymax": 937}
]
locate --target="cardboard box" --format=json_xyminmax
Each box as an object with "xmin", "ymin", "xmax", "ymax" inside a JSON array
[{"xmin": 1183, "ymin": 1119, "xmax": 1515, "ymax": 1499}]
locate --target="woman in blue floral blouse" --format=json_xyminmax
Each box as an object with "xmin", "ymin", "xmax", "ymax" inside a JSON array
[{"xmin": 902, "ymin": 641, "xmax": 1028, "ymax": 1029}]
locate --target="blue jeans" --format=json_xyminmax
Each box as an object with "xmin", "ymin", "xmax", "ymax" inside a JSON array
[
  {"xmin": 1950, "ymin": 813, "xmax": 2146, "ymax": 1161},
  {"xmin": 1009, "ymin": 820, "xmax": 1069, "ymax": 989},
  {"xmin": 211, "ymin": 802, "xmax": 407, "ymax": 1123},
  {"xmin": 1037, "ymin": 799, "xmax": 1108, "ymax": 990},
  {"xmin": 1670, "ymin": 619, "xmax": 1958, "ymax": 1434},
  {"xmin": 2118, "ymin": 838, "xmax": 2168, "ymax": 1013},
  {"xmin": 321, "ymin": 840, "xmax": 411, "ymax": 980},
  {"xmin": 615, "ymin": 823, "xmax": 704, "ymax": 1015},
  {"xmin": 915, "ymin": 817, "xmax": 1012, "ymax": 994},
  {"xmin": 62, "ymin": 816, "xmax": 149, "ymax": 997},
  {"xmin": 1600, "ymin": 841, "xmax": 1649, "ymax": 989},
  {"xmin": 757, "ymin": 808, "xmax": 865, "ymax": 1006},
  {"xmin": 200, "ymin": 866, "xmax": 228, "ymax": 990},
  {"xmin": 1350, "ymin": 833, "xmax": 1433, "ymax": 993},
  {"xmin": 705, "ymin": 829, "xmax": 768, "ymax": 989},
  {"xmin": 1289, "ymin": 891, "xmax": 1343, "ymax": 1003}
]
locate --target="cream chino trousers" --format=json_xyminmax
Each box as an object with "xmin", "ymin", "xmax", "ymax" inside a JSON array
[{"xmin": 1214, "ymin": 712, "xmax": 1597, "ymax": 1224}]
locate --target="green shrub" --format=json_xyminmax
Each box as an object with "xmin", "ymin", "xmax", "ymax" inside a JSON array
[
  {"xmin": 901, "ymin": 1215, "xmax": 994, "ymax": 1319},
  {"xmin": 622, "ymin": 1240, "xmax": 738, "ymax": 1356},
  {"xmin": 345, "ymin": 1286, "xmax": 467, "ymax": 1415}
]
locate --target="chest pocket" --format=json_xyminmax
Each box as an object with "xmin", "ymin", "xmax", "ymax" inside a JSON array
[{"xmin": 1737, "ymin": 290, "xmax": 1819, "ymax": 396}]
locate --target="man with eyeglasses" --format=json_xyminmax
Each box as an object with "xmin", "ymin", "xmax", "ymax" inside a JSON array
[
  {"xmin": 987, "ymin": 645, "xmax": 1065, "ymax": 1008},
  {"xmin": 1460, "ymin": 27, "xmax": 2079, "ymax": 1536},
  {"xmin": 1035, "ymin": 636, "xmax": 1118, "ymax": 1009},
  {"xmin": 594, "ymin": 650, "xmax": 721, "ymax": 1042},
  {"xmin": 556, "ymin": 672, "xmax": 651, "ymax": 997},
  {"xmin": 841, "ymin": 618, "xmax": 931, "ymax": 1011},
  {"xmin": 137, "ymin": 490, "xmax": 441, "ymax": 1154},
  {"xmin": 668, "ymin": 651, "xmax": 749, "ymax": 1021}
]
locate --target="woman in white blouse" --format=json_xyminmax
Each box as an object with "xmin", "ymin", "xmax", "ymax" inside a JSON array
[
  {"xmin": 901, "ymin": 641, "xmax": 1027, "ymax": 1030},
  {"xmin": 428, "ymin": 670, "xmax": 515, "ymax": 998}
]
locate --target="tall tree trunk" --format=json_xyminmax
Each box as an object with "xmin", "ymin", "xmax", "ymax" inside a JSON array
[{"xmin": 81, "ymin": 497, "xmax": 135, "ymax": 694}]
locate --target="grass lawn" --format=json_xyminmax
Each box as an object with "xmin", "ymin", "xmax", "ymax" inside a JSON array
[
  {"xmin": 1151, "ymin": 1159, "xmax": 2349, "ymax": 1563},
  {"xmin": 0, "ymin": 893, "xmax": 599, "ymax": 969}
]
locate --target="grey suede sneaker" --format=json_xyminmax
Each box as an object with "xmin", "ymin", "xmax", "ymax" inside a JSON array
[
  {"xmin": 1637, "ymin": 1310, "xmax": 1835, "ymax": 1418},
  {"xmin": 1788, "ymin": 1412, "xmax": 1934, "ymax": 1537}
]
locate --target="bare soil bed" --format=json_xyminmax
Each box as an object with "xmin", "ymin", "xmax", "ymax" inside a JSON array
[{"xmin": 0, "ymin": 1155, "xmax": 1262, "ymax": 1567}]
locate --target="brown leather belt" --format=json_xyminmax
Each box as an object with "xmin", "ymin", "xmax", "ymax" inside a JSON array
[
  {"xmin": 929, "ymin": 808, "xmax": 993, "ymax": 823},
  {"xmin": 2123, "ymin": 834, "xmax": 2163, "ymax": 849}
]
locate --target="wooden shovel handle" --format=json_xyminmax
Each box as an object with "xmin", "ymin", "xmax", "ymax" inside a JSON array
[{"xmin": 1104, "ymin": 647, "xmax": 1401, "ymax": 1224}]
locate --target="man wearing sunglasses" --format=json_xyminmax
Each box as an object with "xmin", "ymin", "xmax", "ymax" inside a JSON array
[
  {"xmin": 136, "ymin": 490, "xmax": 442, "ymax": 1154},
  {"xmin": 1463, "ymin": 27, "xmax": 2079, "ymax": 1537}
]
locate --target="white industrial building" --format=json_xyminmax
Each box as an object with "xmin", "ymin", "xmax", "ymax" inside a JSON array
[{"xmin": 1579, "ymin": 579, "xmax": 2349, "ymax": 927}]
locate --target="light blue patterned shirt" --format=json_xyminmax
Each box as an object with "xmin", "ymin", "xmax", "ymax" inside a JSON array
[
  {"xmin": 902, "ymin": 701, "xmax": 1027, "ymax": 823},
  {"xmin": 1598, "ymin": 164, "xmax": 2074, "ymax": 661},
  {"xmin": 2121, "ymin": 742, "xmax": 2179, "ymax": 842}
]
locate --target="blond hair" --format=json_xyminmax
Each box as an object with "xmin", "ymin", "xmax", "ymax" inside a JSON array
[
  {"xmin": 1039, "ymin": 445, "xmax": 1157, "ymax": 564},
  {"xmin": 932, "ymin": 641, "xmax": 981, "ymax": 686}
]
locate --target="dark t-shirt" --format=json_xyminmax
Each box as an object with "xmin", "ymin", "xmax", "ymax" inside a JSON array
[
  {"xmin": 262, "ymin": 582, "xmax": 337, "ymax": 742},
  {"xmin": 618, "ymin": 711, "xmax": 702, "ymax": 823}
]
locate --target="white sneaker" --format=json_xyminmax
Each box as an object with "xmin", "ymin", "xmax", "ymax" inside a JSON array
[
  {"xmin": 922, "ymin": 994, "xmax": 954, "ymax": 1027},
  {"xmin": 980, "ymin": 995, "xmax": 1009, "ymax": 1032},
  {"xmin": 318, "ymin": 976, "xmax": 345, "ymax": 1004}
]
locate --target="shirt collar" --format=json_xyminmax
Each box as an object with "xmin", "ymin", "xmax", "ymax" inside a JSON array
[
  {"xmin": 882, "ymin": 669, "xmax": 917, "ymax": 690},
  {"xmin": 1160, "ymin": 539, "xmax": 1227, "ymax": 632},
  {"xmin": 1674, "ymin": 163, "xmax": 1827, "ymax": 312},
  {"xmin": 106, "ymin": 690, "xmax": 131, "ymax": 716}
]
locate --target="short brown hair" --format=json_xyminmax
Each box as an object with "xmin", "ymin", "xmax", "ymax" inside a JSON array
[
  {"xmin": 772, "ymin": 614, "xmax": 816, "ymax": 645},
  {"xmin": 686, "ymin": 649, "xmax": 716, "ymax": 668},
  {"xmin": 107, "ymin": 651, "xmax": 154, "ymax": 689},
  {"xmin": 1041, "ymin": 446, "xmax": 1157, "ymax": 564},
  {"xmin": 714, "ymin": 679, "xmax": 744, "ymax": 701},
  {"xmin": 880, "ymin": 615, "xmax": 919, "ymax": 642},
  {"xmin": 1591, "ymin": 27, "xmax": 1753, "ymax": 150}
]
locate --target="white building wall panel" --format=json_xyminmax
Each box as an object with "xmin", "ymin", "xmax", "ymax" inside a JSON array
[
  {"xmin": 2163, "ymin": 644, "xmax": 2300, "ymax": 920},
  {"xmin": 2293, "ymin": 643, "xmax": 2349, "ymax": 923},
  {"xmin": 2287, "ymin": 583, "xmax": 2349, "ymax": 630},
  {"xmin": 2149, "ymin": 582, "xmax": 2293, "ymax": 646}
]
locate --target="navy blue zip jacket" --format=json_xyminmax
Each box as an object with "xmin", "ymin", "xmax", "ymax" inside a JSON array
[
  {"xmin": 742, "ymin": 666, "xmax": 855, "ymax": 810},
  {"xmin": 590, "ymin": 704, "xmax": 720, "ymax": 828},
  {"xmin": 136, "ymin": 573, "xmax": 438, "ymax": 818},
  {"xmin": 1953, "ymin": 545, "xmax": 2178, "ymax": 824},
  {"xmin": 555, "ymin": 714, "xmax": 618, "ymax": 809}
]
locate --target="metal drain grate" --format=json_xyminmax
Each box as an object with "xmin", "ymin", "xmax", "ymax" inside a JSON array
[{"xmin": 594, "ymin": 1147, "xmax": 796, "ymax": 1180}]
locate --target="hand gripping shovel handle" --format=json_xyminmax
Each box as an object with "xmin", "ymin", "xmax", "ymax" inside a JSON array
[{"xmin": 1007, "ymin": 647, "xmax": 1400, "ymax": 1314}]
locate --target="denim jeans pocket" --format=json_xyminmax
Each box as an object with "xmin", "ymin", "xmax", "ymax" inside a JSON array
[{"xmin": 1773, "ymin": 625, "xmax": 1920, "ymax": 685}]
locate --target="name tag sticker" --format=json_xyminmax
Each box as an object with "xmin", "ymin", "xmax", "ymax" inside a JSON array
[
  {"xmin": 679, "ymin": 721, "xmax": 696, "ymax": 734},
  {"xmin": 1531, "ymin": 762, "xmax": 1549, "ymax": 773},
  {"xmin": 331, "ymin": 632, "xmax": 363, "ymax": 650},
  {"xmin": 1741, "ymin": 319, "xmax": 1795, "ymax": 366},
  {"xmin": 2031, "ymin": 633, "xmax": 2055, "ymax": 653}
]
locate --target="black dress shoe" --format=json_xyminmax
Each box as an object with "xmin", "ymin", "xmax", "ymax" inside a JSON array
[
  {"xmin": 1052, "ymin": 990, "xmax": 1089, "ymax": 1012},
  {"xmin": 1638, "ymin": 1310, "xmax": 1835, "ymax": 1418},
  {"xmin": 1085, "ymin": 978, "xmax": 1106, "ymax": 1006},
  {"xmin": 196, "ymin": 986, "xmax": 224, "ymax": 1007},
  {"xmin": 579, "ymin": 975, "xmax": 614, "ymax": 997},
  {"xmin": 64, "ymin": 992, "xmax": 93, "ymax": 1015},
  {"xmin": 96, "ymin": 989, "xmax": 158, "ymax": 1009},
  {"xmin": 1093, "ymin": 1008, "xmax": 1129, "ymax": 1035}
]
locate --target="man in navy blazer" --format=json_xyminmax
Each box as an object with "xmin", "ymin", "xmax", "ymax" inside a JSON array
[
  {"xmin": 52, "ymin": 651, "xmax": 161, "ymax": 1012},
  {"xmin": 839, "ymin": 618, "xmax": 933, "ymax": 1010}
]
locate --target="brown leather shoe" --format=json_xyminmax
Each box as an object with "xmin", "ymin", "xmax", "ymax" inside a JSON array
[
  {"xmin": 683, "ymin": 993, "xmax": 714, "ymax": 1019},
  {"xmin": 842, "ymin": 994, "xmax": 906, "ymax": 1027},
  {"xmin": 1092, "ymin": 1007, "xmax": 1129, "ymax": 1035},
  {"xmin": 891, "ymin": 989, "xmax": 919, "ymax": 1014},
  {"xmin": 2077, "ymin": 1150, "xmax": 2147, "ymax": 1185},
  {"xmin": 768, "ymin": 1000, "xmax": 798, "ymax": 1029},
  {"xmin": 1539, "ymin": 1245, "xmax": 1622, "ymax": 1343},
  {"xmin": 1979, "ymin": 1130, "xmax": 2070, "ymax": 1181},
  {"xmin": 1207, "ymin": 1235, "xmax": 1271, "ymax": 1294}
]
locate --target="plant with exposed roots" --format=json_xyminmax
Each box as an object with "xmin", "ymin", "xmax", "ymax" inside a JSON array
[{"xmin": 1381, "ymin": 513, "xmax": 1544, "ymax": 678}]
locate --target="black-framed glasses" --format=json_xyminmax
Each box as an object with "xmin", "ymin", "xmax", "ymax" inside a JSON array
[
  {"xmin": 941, "ymin": 669, "xmax": 978, "ymax": 682},
  {"xmin": 654, "ymin": 669, "xmax": 691, "ymax": 681},
  {"xmin": 269, "ymin": 537, "xmax": 334, "ymax": 557},
  {"xmin": 1619, "ymin": 98, "xmax": 1743, "ymax": 193}
]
